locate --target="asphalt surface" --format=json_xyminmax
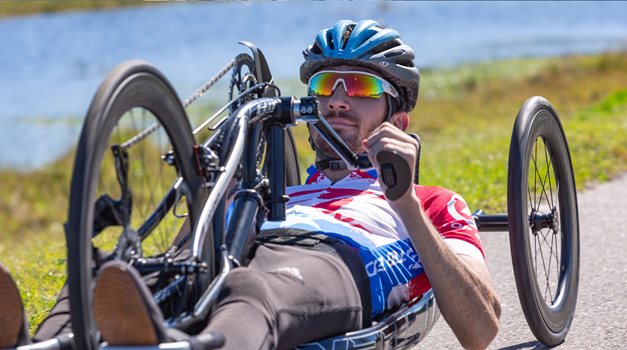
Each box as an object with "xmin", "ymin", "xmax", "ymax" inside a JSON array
[{"xmin": 416, "ymin": 173, "xmax": 627, "ymax": 349}]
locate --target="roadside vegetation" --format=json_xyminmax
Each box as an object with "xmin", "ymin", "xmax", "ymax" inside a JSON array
[
  {"xmin": 0, "ymin": 1, "xmax": 159, "ymax": 19},
  {"xmin": 1, "ymin": 52, "xmax": 626, "ymax": 331}
]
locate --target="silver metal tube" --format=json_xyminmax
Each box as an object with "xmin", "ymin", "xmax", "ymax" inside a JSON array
[
  {"xmin": 16, "ymin": 339, "xmax": 62, "ymax": 350},
  {"xmin": 191, "ymin": 97, "xmax": 279, "ymax": 260},
  {"xmin": 192, "ymin": 246, "xmax": 232, "ymax": 317},
  {"xmin": 192, "ymin": 83, "xmax": 268, "ymax": 135},
  {"xmin": 191, "ymin": 109, "xmax": 248, "ymax": 260}
]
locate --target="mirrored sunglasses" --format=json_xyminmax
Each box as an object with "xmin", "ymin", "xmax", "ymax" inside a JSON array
[{"xmin": 308, "ymin": 70, "xmax": 399, "ymax": 99}]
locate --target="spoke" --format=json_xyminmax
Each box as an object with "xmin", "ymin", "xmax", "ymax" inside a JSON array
[
  {"xmin": 155, "ymin": 121, "xmax": 164, "ymax": 249},
  {"xmin": 534, "ymin": 234, "xmax": 549, "ymax": 302},
  {"xmin": 539, "ymin": 228, "xmax": 553, "ymax": 252},
  {"xmin": 531, "ymin": 140, "xmax": 549, "ymax": 213},
  {"xmin": 134, "ymin": 111, "xmax": 145, "ymax": 219},
  {"xmin": 539, "ymin": 228, "xmax": 555, "ymax": 301},
  {"xmin": 538, "ymin": 148, "xmax": 553, "ymax": 211},
  {"xmin": 145, "ymin": 113, "xmax": 159, "ymax": 246},
  {"xmin": 533, "ymin": 141, "xmax": 538, "ymax": 210},
  {"xmin": 532, "ymin": 149, "xmax": 551, "ymax": 213},
  {"xmin": 534, "ymin": 230, "xmax": 539, "ymax": 276},
  {"xmin": 543, "ymin": 141, "xmax": 555, "ymax": 208},
  {"xmin": 547, "ymin": 228, "xmax": 555, "ymax": 301},
  {"xmin": 535, "ymin": 228, "xmax": 552, "ymax": 302}
]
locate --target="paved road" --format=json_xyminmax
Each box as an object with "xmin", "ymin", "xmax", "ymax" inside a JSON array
[{"xmin": 416, "ymin": 173, "xmax": 627, "ymax": 349}]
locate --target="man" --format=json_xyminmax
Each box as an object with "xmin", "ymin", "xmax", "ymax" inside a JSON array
[{"xmin": 0, "ymin": 19, "xmax": 500, "ymax": 350}]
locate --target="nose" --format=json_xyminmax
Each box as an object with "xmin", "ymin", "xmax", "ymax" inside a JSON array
[{"xmin": 326, "ymin": 83, "xmax": 350, "ymax": 112}]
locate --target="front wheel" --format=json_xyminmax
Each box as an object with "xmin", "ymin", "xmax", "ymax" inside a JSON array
[
  {"xmin": 507, "ymin": 96, "xmax": 580, "ymax": 346},
  {"xmin": 66, "ymin": 60, "xmax": 206, "ymax": 350}
]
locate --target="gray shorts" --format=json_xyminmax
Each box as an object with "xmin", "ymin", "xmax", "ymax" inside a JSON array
[{"xmin": 203, "ymin": 241, "xmax": 368, "ymax": 350}]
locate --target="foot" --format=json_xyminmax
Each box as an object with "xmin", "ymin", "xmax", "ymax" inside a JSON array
[
  {"xmin": 93, "ymin": 261, "xmax": 169, "ymax": 346},
  {"xmin": 0, "ymin": 264, "xmax": 29, "ymax": 348}
]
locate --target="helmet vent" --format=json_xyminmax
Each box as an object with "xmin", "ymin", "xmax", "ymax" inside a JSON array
[
  {"xmin": 370, "ymin": 38, "xmax": 402, "ymax": 55},
  {"xmin": 397, "ymin": 57, "xmax": 415, "ymax": 68},
  {"xmin": 341, "ymin": 24, "xmax": 356, "ymax": 49},
  {"xmin": 326, "ymin": 31, "xmax": 335, "ymax": 50},
  {"xmin": 384, "ymin": 48, "xmax": 405, "ymax": 58},
  {"xmin": 311, "ymin": 43, "xmax": 322, "ymax": 55}
]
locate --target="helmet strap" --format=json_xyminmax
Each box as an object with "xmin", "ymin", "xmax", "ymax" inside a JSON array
[
  {"xmin": 307, "ymin": 125, "xmax": 347, "ymax": 171},
  {"xmin": 385, "ymin": 95, "xmax": 394, "ymax": 122},
  {"xmin": 316, "ymin": 158, "xmax": 348, "ymax": 171}
]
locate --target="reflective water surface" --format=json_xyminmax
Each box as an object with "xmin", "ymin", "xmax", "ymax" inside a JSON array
[{"xmin": 1, "ymin": 2, "xmax": 626, "ymax": 169}]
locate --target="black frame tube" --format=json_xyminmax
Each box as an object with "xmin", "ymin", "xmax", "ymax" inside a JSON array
[
  {"xmin": 268, "ymin": 125, "xmax": 286, "ymax": 221},
  {"xmin": 225, "ymin": 191, "xmax": 260, "ymax": 261},
  {"xmin": 474, "ymin": 214, "xmax": 509, "ymax": 232}
]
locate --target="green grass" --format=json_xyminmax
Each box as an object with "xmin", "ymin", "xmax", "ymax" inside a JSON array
[
  {"xmin": 1, "ymin": 51, "xmax": 626, "ymax": 333},
  {"xmin": 0, "ymin": 1, "xmax": 161, "ymax": 19}
]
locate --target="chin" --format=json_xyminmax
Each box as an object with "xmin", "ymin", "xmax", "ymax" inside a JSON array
[
  {"xmin": 312, "ymin": 127, "xmax": 364, "ymax": 155},
  {"xmin": 315, "ymin": 139, "xmax": 362, "ymax": 158}
]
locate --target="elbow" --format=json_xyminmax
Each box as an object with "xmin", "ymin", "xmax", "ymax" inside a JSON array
[
  {"xmin": 460, "ymin": 299, "xmax": 502, "ymax": 350},
  {"xmin": 460, "ymin": 319, "xmax": 499, "ymax": 350}
]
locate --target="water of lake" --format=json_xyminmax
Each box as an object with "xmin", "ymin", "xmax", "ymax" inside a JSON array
[{"xmin": 1, "ymin": 1, "xmax": 626, "ymax": 169}]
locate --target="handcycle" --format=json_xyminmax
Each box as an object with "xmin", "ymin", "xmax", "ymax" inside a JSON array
[{"xmin": 12, "ymin": 42, "xmax": 579, "ymax": 350}]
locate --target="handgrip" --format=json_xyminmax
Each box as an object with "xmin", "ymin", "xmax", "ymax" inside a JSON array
[{"xmin": 376, "ymin": 151, "xmax": 412, "ymax": 201}]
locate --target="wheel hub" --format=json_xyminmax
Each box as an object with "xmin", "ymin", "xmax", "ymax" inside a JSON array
[{"xmin": 529, "ymin": 207, "xmax": 558, "ymax": 233}]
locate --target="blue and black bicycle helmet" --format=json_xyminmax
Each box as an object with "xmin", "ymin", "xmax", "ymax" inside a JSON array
[{"xmin": 301, "ymin": 19, "xmax": 420, "ymax": 112}]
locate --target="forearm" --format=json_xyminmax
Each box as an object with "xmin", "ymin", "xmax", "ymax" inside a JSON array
[{"xmin": 392, "ymin": 193, "xmax": 501, "ymax": 349}]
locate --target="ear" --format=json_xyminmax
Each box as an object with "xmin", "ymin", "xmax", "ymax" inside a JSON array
[{"xmin": 390, "ymin": 111, "xmax": 409, "ymax": 131}]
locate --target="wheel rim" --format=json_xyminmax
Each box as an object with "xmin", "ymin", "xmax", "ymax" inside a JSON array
[
  {"xmin": 74, "ymin": 107, "xmax": 198, "ymax": 349},
  {"xmin": 68, "ymin": 63, "xmax": 203, "ymax": 350},
  {"xmin": 508, "ymin": 97, "xmax": 579, "ymax": 346}
]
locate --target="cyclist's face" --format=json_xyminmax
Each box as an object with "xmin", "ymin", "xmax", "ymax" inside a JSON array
[{"xmin": 311, "ymin": 66, "xmax": 388, "ymax": 156}]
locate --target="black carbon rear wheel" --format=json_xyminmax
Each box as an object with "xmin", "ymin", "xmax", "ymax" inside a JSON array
[{"xmin": 507, "ymin": 96, "xmax": 580, "ymax": 346}]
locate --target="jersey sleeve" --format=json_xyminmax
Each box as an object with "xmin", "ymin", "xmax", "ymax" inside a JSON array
[{"xmin": 416, "ymin": 186, "xmax": 485, "ymax": 261}]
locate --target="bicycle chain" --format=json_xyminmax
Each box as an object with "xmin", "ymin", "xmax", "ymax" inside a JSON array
[
  {"xmin": 184, "ymin": 53, "xmax": 250, "ymax": 108},
  {"xmin": 121, "ymin": 54, "xmax": 251, "ymax": 149}
]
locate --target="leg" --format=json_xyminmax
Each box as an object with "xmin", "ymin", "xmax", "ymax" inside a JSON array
[
  {"xmin": 33, "ymin": 247, "xmax": 111, "ymax": 342},
  {"xmin": 32, "ymin": 284, "xmax": 72, "ymax": 342},
  {"xmin": 92, "ymin": 244, "xmax": 364, "ymax": 349},
  {"xmin": 203, "ymin": 244, "xmax": 364, "ymax": 350}
]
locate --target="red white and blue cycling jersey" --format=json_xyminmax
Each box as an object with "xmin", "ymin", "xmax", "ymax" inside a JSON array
[{"xmin": 261, "ymin": 165, "xmax": 484, "ymax": 317}]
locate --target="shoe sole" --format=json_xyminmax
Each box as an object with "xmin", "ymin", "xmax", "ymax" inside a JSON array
[
  {"xmin": 0, "ymin": 266, "xmax": 22, "ymax": 348},
  {"xmin": 93, "ymin": 263, "xmax": 159, "ymax": 346}
]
